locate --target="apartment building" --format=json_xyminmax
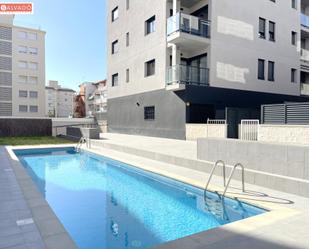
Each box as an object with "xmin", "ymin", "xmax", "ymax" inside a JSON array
[
  {"xmin": 107, "ymin": 0, "xmax": 309, "ymax": 139},
  {"xmin": 0, "ymin": 15, "xmax": 46, "ymax": 117},
  {"xmin": 92, "ymin": 80, "xmax": 108, "ymax": 113},
  {"xmin": 45, "ymin": 80, "xmax": 75, "ymax": 117}
]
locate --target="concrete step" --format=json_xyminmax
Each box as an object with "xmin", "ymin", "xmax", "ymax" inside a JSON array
[{"xmin": 90, "ymin": 139, "xmax": 309, "ymax": 198}]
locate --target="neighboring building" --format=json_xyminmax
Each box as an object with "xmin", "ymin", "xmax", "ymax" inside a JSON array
[
  {"xmin": 45, "ymin": 80, "xmax": 75, "ymax": 117},
  {"xmin": 107, "ymin": 0, "xmax": 309, "ymax": 139},
  {"xmin": 92, "ymin": 80, "xmax": 108, "ymax": 113},
  {"xmin": 74, "ymin": 80, "xmax": 108, "ymax": 118},
  {"xmin": 0, "ymin": 15, "xmax": 46, "ymax": 117}
]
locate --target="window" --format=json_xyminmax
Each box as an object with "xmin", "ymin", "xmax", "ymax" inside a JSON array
[
  {"xmin": 112, "ymin": 40, "xmax": 119, "ymax": 54},
  {"xmin": 18, "ymin": 45, "xmax": 27, "ymax": 54},
  {"xmin": 258, "ymin": 18, "xmax": 266, "ymax": 39},
  {"xmin": 18, "ymin": 75, "xmax": 27, "ymax": 83},
  {"xmin": 144, "ymin": 106, "xmax": 155, "ymax": 120},
  {"xmin": 258, "ymin": 59, "xmax": 265, "ymax": 80},
  {"xmin": 126, "ymin": 69, "xmax": 130, "ymax": 83},
  {"xmin": 268, "ymin": 61, "xmax": 275, "ymax": 81},
  {"xmin": 145, "ymin": 16, "xmax": 156, "ymax": 35},
  {"xmin": 291, "ymin": 68, "xmax": 297, "ymax": 83},
  {"xmin": 28, "ymin": 62, "xmax": 38, "ymax": 70},
  {"xmin": 18, "ymin": 31, "xmax": 27, "ymax": 39},
  {"xmin": 19, "ymin": 105, "xmax": 27, "ymax": 112},
  {"xmin": 112, "ymin": 73, "xmax": 118, "ymax": 87},
  {"xmin": 292, "ymin": 0, "xmax": 297, "ymax": 9},
  {"xmin": 18, "ymin": 61, "xmax": 27, "ymax": 69},
  {"xmin": 112, "ymin": 7, "xmax": 119, "ymax": 22},
  {"xmin": 269, "ymin": 21, "xmax": 275, "ymax": 41},
  {"xmin": 30, "ymin": 105, "xmax": 38, "ymax": 113},
  {"xmin": 145, "ymin": 59, "xmax": 155, "ymax": 77},
  {"xmin": 29, "ymin": 91, "xmax": 38, "ymax": 98},
  {"xmin": 126, "ymin": 0, "xmax": 129, "ymax": 10},
  {"xmin": 19, "ymin": 90, "xmax": 27, "ymax": 98},
  {"xmin": 29, "ymin": 47, "xmax": 38, "ymax": 55},
  {"xmin": 126, "ymin": 32, "xmax": 129, "ymax": 47},
  {"xmin": 28, "ymin": 32, "xmax": 37, "ymax": 40},
  {"xmin": 28, "ymin": 76, "xmax": 38, "ymax": 84},
  {"xmin": 292, "ymin": 31, "xmax": 297, "ymax": 45}
]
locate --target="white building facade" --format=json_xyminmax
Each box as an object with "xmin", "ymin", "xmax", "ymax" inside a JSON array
[
  {"xmin": 107, "ymin": 0, "xmax": 309, "ymax": 139},
  {"xmin": 45, "ymin": 80, "xmax": 75, "ymax": 118},
  {"xmin": 0, "ymin": 15, "xmax": 46, "ymax": 117}
]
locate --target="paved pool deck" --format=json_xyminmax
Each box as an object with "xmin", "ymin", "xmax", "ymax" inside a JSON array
[
  {"xmin": 1, "ymin": 133, "xmax": 309, "ymax": 249},
  {"xmin": 0, "ymin": 146, "xmax": 77, "ymax": 249}
]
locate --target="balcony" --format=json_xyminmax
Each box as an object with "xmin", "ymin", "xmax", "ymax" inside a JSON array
[
  {"xmin": 301, "ymin": 49, "xmax": 309, "ymax": 64},
  {"xmin": 166, "ymin": 64, "xmax": 209, "ymax": 90},
  {"xmin": 301, "ymin": 13, "xmax": 309, "ymax": 28},
  {"xmin": 167, "ymin": 12, "xmax": 211, "ymax": 50},
  {"xmin": 301, "ymin": 83, "xmax": 309, "ymax": 95}
]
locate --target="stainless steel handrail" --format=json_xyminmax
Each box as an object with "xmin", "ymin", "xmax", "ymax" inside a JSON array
[
  {"xmin": 204, "ymin": 160, "xmax": 226, "ymax": 202},
  {"xmin": 223, "ymin": 163, "xmax": 245, "ymax": 197},
  {"xmin": 75, "ymin": 137, "xmax": 86, "ymax": 152}
]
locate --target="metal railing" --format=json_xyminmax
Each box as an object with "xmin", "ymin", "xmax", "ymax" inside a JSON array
[
  {"xmin": 166, "ymin": 64, "xmax": 209, "ymax": 86},
  {"xmin": 204, "ymin": 160, "xmax": 226, "ymax": 202},
  {"xmin": 207, "ymin": 119, "xmax": 226, "ymax": 125},
  {"xmin": 167, "ymin": 12, "xmax": 211, "ymax": 38},
  {"xmin": 240, "ymin": 120, "xmax": 259, "ymax": 141},
  {"xmin": 223, "ymin": 163, "xmax": 245, "ymax": 197},
  {"xmin": 301, "ymin": 13, "xmax": 309, "ymax": 28},
  {"xmin": 301, "ymin": 48, "xmax": 309, "ymax": 62}
]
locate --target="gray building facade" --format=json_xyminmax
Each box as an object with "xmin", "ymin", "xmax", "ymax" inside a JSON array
[{"xmin": 107, "ymin": 0, "xmax": 309, "ymax": 139}]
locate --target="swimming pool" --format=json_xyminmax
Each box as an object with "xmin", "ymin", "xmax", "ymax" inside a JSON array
[{"xmin": 15, "ymin": 147, "xmax": 265, "ymax": 249}]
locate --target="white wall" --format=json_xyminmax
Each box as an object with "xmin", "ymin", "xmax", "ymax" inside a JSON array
[
  {"xmin": 259, "ymin": 124, "xmax": 309, "ymax": 145},
  {"xmin": 107, "ymin": 0, "xmax": 167, "ymax": 99},
  {"xmin": 186, "ymin": 123, "xmax": 227, "ymax": 140}
]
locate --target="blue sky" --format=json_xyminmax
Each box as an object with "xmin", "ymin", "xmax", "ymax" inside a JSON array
[{"xmin": 13, "ymin": 0, "xmax": 107, "ymax": 91}]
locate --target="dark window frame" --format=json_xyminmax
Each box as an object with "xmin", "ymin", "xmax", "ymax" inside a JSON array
[
  {"xmin": 291, "ymin": 68, "xmax": 297, "ymax": 83},
  {"xmin": 112, "ymin": 7, "xmax": 119, "ymax": 22},
  {"xmin": 145, "ymin": 16, "xmax": 156, "ymax": 35},
  {"xmin": 112, "ymin": 73, "xmax": 119, "ymax": 87},
  {"xmin": 269, "ymin": 21, "xmax": 275, "ymax": 42},
  {"xmin": 259, "ymin": 17, "xmax": 266, "ymax": 39},
  {"xmin": 258, "ymin": 59, "xmax": 265, "ymax": 80},
  {"xmin": 144, "ymin": 106, "xmax": 155, "ymax": 120},
  {"xmin": 145, "ymin": 59, "xmax": 156, "ymax": 77},
  {"xmin": 111, "ymin": 40, "xmax": 118, "ymax": 54},
  {"xmin": 268, "ymin": 61, "xmax": 275, "ymax": 82}
]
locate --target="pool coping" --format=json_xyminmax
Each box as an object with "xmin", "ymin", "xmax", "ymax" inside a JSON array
[
  {"xmin": 5, "ymin": 144, "xmax": 302, "ymax": 249},
  {"xmin": 5, "ymin": 144, "xmax": 78, "ymax": 249}
]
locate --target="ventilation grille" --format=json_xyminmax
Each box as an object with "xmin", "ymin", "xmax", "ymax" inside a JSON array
[
  {"xmin": 0, "ymin": 41, "xmax": 12, "ymax": 56},
  {"xmin": 0, "ymin": 87, "xmax": 12, "ymax": 101},
  {"xmin": 0, "ymin": 56, "xmax": 12, "ymax": 71},
  {"xmin": 0, "ymin": 72, "xmax": 12, "ymax": 86},
  {"xmin": 0, "ymin": 102, "xmax": 12, "ymax": 116},
  {"xmin": 0, "ymin": 26, "xmax": 12, "ymax": 41}
]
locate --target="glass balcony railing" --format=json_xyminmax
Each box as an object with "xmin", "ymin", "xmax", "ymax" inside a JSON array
[
  {"xmin": 166, "ymin": 64, "xmax": 209, "ymax": 86},
  {"xmin": 167, "ymin": 12, "xmax": 211, "ymax": 38},
  {"xmin": 301, "ymin": 13, "xmax": 309, "ymax": 28},
  {"xmin": 301, "ymin": 48, "xmax": 309, "ymax": 62}
]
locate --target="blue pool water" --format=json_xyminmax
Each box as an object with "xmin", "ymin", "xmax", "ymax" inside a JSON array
[{"xmin": 15, "ymin": 147, "xmax": 265, "ymax": 249}]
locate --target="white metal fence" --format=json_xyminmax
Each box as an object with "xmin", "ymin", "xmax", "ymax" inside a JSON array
[{"xmin": 240, "ymin": 120, "xmax": 259, "ymax": 141}]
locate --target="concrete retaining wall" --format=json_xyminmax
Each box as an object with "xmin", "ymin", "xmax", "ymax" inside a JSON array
[
  {"xmin": 258, "ymin": 125, "xmax": 309, "ymax": 145},
  {"xmin": 0, "ymin": 117, "xmax": 52, "ymax": 136},
  {"xmin": 197, "ymin": 138, "xmax": 309, "ymax": 197},
  {"xmin": 186, "ymin": 124, "xmax": 227, "ymax": 140},
  {"xmin": 52, "ymin": 118, "xmax": 96, "ymax": 136}
]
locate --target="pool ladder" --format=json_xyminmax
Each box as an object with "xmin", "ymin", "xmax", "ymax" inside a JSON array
[
  {"xmin": 204, "ymin": 160, "xmax": 245, "ymax": 201},
  {"xmin": 75, "ymin": 137, "xmax": 87, "ymax": 152}
]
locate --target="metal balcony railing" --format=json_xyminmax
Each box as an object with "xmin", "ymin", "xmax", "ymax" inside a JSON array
[
  {"xmin": 301, "ymin": 13, "xmax": 309, "ymax": 28},
  {"xmin": 167, "ymin": 12, "xmax": 211, "ymax": 38},
  {"xmin": 166, "ymin": 64, "xmax": 209, "ymax": 86}
]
